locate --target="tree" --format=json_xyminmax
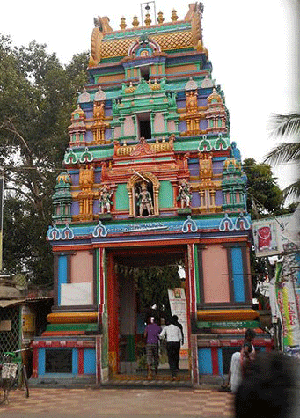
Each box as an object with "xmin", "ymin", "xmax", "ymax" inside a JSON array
[
  {"xmin": 242, "ymin": 158, "xmax": 283, "ymax": 219},
  {"xmin": 243, "ymin": 158, "xmax": 296, "ymax": 304},
  {"xmin": 0, "ymin": 35, "xmax": 89, "ymax": 286},
  {"xmin": 118, "ymin": 264, "xmax": 182, "ymax": 321},
  {"xmin": 265, "ymin": 113, "xmax": 300, "ymax": 200}
]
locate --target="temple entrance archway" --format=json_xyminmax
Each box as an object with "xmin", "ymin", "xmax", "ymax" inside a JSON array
[{"xmin": 106, "ymin": 245, "xmax": 191, "ymax": 380}]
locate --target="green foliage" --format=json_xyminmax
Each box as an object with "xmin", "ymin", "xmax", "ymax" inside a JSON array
[
  {"xmin": 268, "ymin": 113, "xmax": 300, "ymax": 141},
  {"xmin": 0, "ymin": 35, "xmax": 89, "ymax": 286},
  {"xmin": 243, "ymin": 158, "xmax": 285, "ymax": 297},
  {"xmin": 243, "ymin": 158, "xmax": 283, "ymax": 219},
  {"xmin": 3, "ymin": 194, "xmax": 53, "ymax": 284},
  {"xmin": 118, "ymin": 264, "xmax": 182, "ymax": 321},
  {"xmin": 243, "ymin": 158, "xmax": 298, "ymax": 302},
  {"xmin": 266, "ymin": 113, "xmax": 300, "ymax": 199}
]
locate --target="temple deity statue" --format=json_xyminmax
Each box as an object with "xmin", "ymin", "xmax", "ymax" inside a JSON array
[
  {"xmin": 136, "ymin": 181, "xmax": 154, "ymax": 216},
  {"xmin": 94, "ymin": 102, "xmax": 105, "ymax": 121},
  {"xmin": 177, "ymin": 180, "xmax": 192, "ymax": 209},
  {"xmin": 99, "ymin": 185, "xmax": 113, "ymax": 214},
  {"xmin": 186, "ymin": 91, "xmax": 198, "ymax": 113},
  {"xmin": 79, "ymin": 166, "xmax": 94, "ymax": 189}
]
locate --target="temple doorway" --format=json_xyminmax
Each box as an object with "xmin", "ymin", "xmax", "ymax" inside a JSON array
[{"xmin": 106, "ymin": 246, "xmax": 190, "ymax": 379}]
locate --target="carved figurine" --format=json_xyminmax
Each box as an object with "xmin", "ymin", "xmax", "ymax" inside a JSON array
[
  {"xmin": 99, "ymin": 185, "xmax": 113, "ymax": 214},
  {"xmin": 79, "ymin": 166, "xmax": 94, "ymax": 189},
  {"xmin": 136, "ymin": 182, "xmax": 154, "ymax": 216},
  {"xmin": 186, "ymin": 91, "xmax": 198, "ymax": 113},
  {"xmin": 177, "ymin": 180, "xmax": 192, "ymax": 209},
  {"xmin": 94, "ymin": 102, "xmax": 105, "ymax": 121}
]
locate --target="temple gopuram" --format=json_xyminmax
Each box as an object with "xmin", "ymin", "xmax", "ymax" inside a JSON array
[{"xmin": 31, "ymin": 3, "xmax": 272, "ymax": 385}]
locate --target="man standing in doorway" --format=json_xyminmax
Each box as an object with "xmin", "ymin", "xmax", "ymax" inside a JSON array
[
  {"xmin": 172, "ymin": 315, "xmax": 184, "ymax": 371},
  {"xmin": 159, "ymin": 316, "xmax": 183, "ymax": 380},
  {"xmin": 143, "ymin": 317, "xmax": 161, "ymax": 379}
]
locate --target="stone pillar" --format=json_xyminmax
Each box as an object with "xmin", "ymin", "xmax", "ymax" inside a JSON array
[
  {"xmin": 120, "ymin": 117, "xmax": 125, "ymax": 138},
  {"xmin": 150, "ymin": 112, "xmax": 155, "ymax": 137},
  {"xmin": 164, "ymin": 112, "xmax": 168, "ymax": 133}
]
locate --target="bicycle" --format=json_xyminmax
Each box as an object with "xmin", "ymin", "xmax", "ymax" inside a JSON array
[{"xmin": 0, "ymin": 349, "xmax": 29, "ymax": 405}]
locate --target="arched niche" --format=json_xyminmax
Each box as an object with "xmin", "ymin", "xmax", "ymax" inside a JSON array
[{"xmin": 127, "ymin": 172, "xmax": 160, "ymax": 217}]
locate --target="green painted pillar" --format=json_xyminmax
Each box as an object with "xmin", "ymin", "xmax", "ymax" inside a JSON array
[
  {"xmin": 150, "ymin": 113, "xmax": 155, "ymax": 138},
  {"xmin": 164, "ymin": 112, "xmax": 168, "ymax": 132},
  {"xmin": 132, "ymin": 115, "xmax": 137, "ymax": 139},
  {"xmin": 120, "ymin": 117, "xmax": 125, "ymax": 137}
]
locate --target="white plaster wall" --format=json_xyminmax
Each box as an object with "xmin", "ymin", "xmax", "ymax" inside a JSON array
[
  {"xmin": 70, "ymin": 251, "xmax": 93, "ymax": 283},
  {"xmin": 61, "ymin": 282, "xmax": 92, "ymax": 305},
  {"xmin": 154, "ymin": 112, "xmax": 164, "ymax": 133},
  {"xmin": 167, "ymin": 120, "xmax": 175, "ymax": 132},
  {"xmin": 124, "ymin": 116, "xmax": 135, "ymax": 136}
]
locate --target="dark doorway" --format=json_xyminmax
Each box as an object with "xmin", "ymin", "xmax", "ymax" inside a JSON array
[
  {"xmin": 140, "ymin": 65, "xmax": 150, "ymax": 81},
  {"xmin": 117, "ymin": 262, "xmax": 183, "ymax": 375},
  {"xmin": 46, "ymin": 348, "xmax": 72, "ymax": 373},
  {"xmin": 139, "ymin": 120, "xmax": 151, "ymax": 139},
  {"xmin": 107, "ymin": 246, "xmax": 189, "ymax": 379}
]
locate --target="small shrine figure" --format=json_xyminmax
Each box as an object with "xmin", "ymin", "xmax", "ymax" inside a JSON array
[
  {"xmin": 99, "ymin": 185, "xmax": 113, "ymax": 214},
  {"xmin": 177, "ymin": 180, "xmax": 192, "ymax": 209},
  {"xmin": 186, "ymin": 91, "xmax": 198, "ymax": 114},
  {"xmin": 94, "ymin": 102, "xmax": 105, "ymax": 121},
  {"xmin": 136, "ymin": 182, "xmax": 154, "ymax": 216},
  {"xmin": 79, "ymin": 166, "xmax": 94, "ymax": 189}
]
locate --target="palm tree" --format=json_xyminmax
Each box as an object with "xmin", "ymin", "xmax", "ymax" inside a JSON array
[{"xmin": 265, "ymin": 113, "xmax": 300, "ymax": 200}]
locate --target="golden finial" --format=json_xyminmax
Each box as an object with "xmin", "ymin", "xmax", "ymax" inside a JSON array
[
  {"xmin": 132, "ymin": 16, "xmax": 139, "ymax": 27},
  {"xmin": 120, "ymin": 17, "xmax": 127, "ymax": 30},
  {"xmin": 144, "ymin": 13, "xmax": 151, "ymax": 26},
  {"xmin": 157, "ymin": 11, "xmax": 164, "ymax": 24},
  {"xmin": 171, "ymin": 9, "xmax": 178, "ymax": 22}
]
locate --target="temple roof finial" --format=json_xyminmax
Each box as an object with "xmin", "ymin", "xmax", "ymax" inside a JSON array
[
  {"xmin": 144, "ymin": 12, "xmax": 151, "ymax": 26},
  {"xmin": 157, "ymin": 11, "xmax": 164, "ymax": 24},
  {"xmin": 132, "ymin": 16, "xmax": 139, "ymax": 27},
  {"xmin": 171, "ymin": 9, "xmax": 178, "ymax": 22},
  {"xmin": 120, "ymin": 17, "xmax": 127, "ymax": 30}
]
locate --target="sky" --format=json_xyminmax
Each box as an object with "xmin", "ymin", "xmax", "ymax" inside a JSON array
[{"xmin": 1, "ymin": 0, "xmax": 299, "ymax": 189}]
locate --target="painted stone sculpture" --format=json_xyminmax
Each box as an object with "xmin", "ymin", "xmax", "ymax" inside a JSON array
[
  {"xmin": 177, "ymin": 180, "xmax": 192, "ymax": 209},
  {"xmin": 136, "ymin": 181, "xmax": 154, "ymax": 216},
  {"xmin": 99, "ymin": 185, "xmax": 113, "ymax": 214}
]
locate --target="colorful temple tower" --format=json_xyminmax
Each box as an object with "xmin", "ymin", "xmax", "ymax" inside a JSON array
[{"xmin": 32, "ymin": 3, "xmax": 272, "ymax": 385}]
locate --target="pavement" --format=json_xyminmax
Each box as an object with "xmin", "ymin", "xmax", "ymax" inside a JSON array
[{"xmin": 0, "ymin": 386, "xmax": 235, "ymax": 418}]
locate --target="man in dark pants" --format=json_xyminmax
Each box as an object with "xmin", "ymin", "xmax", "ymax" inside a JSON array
[
  {"xmin": 143, "ymin": 316, "xmax": 161, "ymax": 379},
  {"xmin": 159, "ymin": 316, "xmax": 183, "ymax": 380},
  {"xmin": 172, "ymin": 315, "xmax": 184, "ymax": 371}
]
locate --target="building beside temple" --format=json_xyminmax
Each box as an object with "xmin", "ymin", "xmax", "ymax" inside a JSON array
[{"xmin": 31, "ymin": 3, "xmax": 272, "ymax": 385}]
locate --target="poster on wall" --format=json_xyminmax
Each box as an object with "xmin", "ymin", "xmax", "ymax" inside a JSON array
[
  {"xmin": 252, "ymin": 219, "xmax": 283, "ymax": 257},
  {"xmin": 168, "ymin": 288, "xmax": 188, "ymax": 357},
  {"xmin": 275, "ymin": 261, "xmax": 300, "ymax": 351}
]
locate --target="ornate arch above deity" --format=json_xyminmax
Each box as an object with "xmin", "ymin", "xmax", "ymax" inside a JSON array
[
  {"xmin": 128, "ymin": 35, "xmax": 161, "ymax": 58},
  {"xmin": 127, "ymin": 172, "xmax": 160, "ymax": 217}
]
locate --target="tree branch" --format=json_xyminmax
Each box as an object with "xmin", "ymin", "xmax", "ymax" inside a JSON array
[
  {"xmin": 4, "ymin": 186, "xmax": 35, "ymax": 204},
  {"xmin": 0, "ymin": 118, "xmax": 34, "ymax": 161}
]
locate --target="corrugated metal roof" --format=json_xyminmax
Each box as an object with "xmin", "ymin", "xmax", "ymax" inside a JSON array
[
  {"xmin": 0, "ymin": 286, "xmax": 22, "ymax": 299},
  {"xmin": 0, "ymin": 296, "xmax": 53, "ymax": 309},
  {"xmin": 0, "ymin": 299, "xmax": 26, "ymax": 308}
]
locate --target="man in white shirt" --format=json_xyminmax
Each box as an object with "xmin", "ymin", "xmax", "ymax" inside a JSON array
[{"xmin": 159, "ymin": 316, "xmax": 183, "ymax": 380}]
